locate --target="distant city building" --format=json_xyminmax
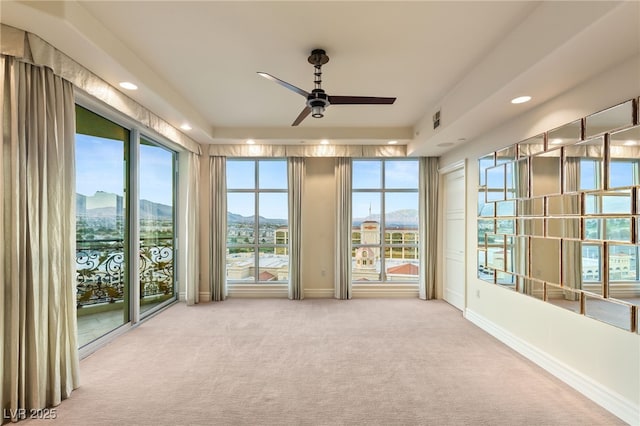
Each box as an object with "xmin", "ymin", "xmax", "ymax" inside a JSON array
[{"xmin": 227, "ymin": 219, "xmax": 420, "ymax": 283}]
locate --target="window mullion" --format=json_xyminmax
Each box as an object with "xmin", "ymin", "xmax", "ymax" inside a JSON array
[
  {"xmin": 254, "ymin": 161, "xmax": 260, "ymax": 283},
  {"xmin": 381, "ymin": 162, "xmax": 386, "ymax": 282}
]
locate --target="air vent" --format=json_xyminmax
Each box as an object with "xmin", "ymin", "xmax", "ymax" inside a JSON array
[{"xmin": 433, "ymin": 110, "xmax": 441, "ymax": 129}]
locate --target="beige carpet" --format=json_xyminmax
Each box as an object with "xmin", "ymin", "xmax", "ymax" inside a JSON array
[{"xmin": 24, "ymin": 299, "xmax": 624, "ymax": 425}]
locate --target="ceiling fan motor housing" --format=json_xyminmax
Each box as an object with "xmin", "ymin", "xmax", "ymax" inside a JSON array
[{"xmin": 308, "ymin": 89, "xmax": 329, "ymax": 118}]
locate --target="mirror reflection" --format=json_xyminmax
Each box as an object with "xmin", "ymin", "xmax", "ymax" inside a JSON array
[
  {"xmin": 518, "ymin": 134, "xmax": 545, "ymax": 157},
  {"xmin": 531, "ymin": 149, "xmax": 561, "ymax": 197},
  {"xmin": 477, "ymin": 96, "xmax": 639, "ymax": 333},
  {"xmin": 562, "ymin": 240, "xmax": 582, "ymax": 289},
  {"xmin": 584, "ymin": 295, "xmax": 633, "ymax": 331},
  {"xmin": 530, "ymin": 237, "xmax": 560, "ymax": 284},
  {"xmin": 546, "ymin": 283, "xmax": 581, "ymax": 313},
  {"xmin": 506, "ymin": 235, "xmax": 528, "ymax": 276},
  {"xmin": 479, "ymin": 153, "xmax": 494, "ymax": 186},
  {"xmin": 513, "ymin": 158, "xmax": 529, "ymax": 199},
  {"xmin": 517, "ymin": 218, "xmax": 544, "ymax": 237},
  {"xmin": 478, "ymin": 190, "xmax": 494, "ymax": 217},
  {"xmin": 608, "ymin": 126, "xmax": 640, "ymax": 189},
  {"xmin": 496, "ymin": 200, "xmax": 516, "ymax": 217},
  {"xmin": 548, "ymin": 119, "xmax": 582, "ymax": 147},
  {"xmin": 547, "ymin": 218, "xmax": 581, "ymax": 239},
  {"xmin": 518, "ymin": 198, "xmax": 544, "ymax": 216},
  {"xmin": 496, "ymin": 146, "xmax": 516, "ymax": 164},
  {"xmin": 486, "ymin": 164, "xmax": 506, "ymax": 202},
  {"xmin": 564, "ymin": 137, "xmax": 604, "ymax": 193},
  {"xmin": 585, "ymin": 190, "xmax": 632, "ymax": 215},
  {"xmin": 548, "ymin": 194, "xmax": 581, "ymax": 216},
  {"xmin": 518, "ymin": 277, "xmax": 544, "ymax": 300},
  {"xmin": 585, "ymin": 99, "xmax": 634, "ymax": 138}
]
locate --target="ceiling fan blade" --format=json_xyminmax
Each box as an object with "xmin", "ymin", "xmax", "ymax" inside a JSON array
[
  {"xmin": 292, "ymin": 107, "xmax": 311, "ymax": 126},
  {"xmin": 257, "ymin": 72, "xmax": 309, "ymax": 98},
  {"xmin": 328, "ymin": 95, "xmax": 396, "ymax": 105}
]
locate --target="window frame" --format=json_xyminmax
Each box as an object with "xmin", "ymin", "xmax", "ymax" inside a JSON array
[
  {"xmin": 75, "ymin": 91, "xmax": 181, "ymax": 355},
  {"xmin": 351, "ymin": 158, "xmax": 420, "ymax": 284},
  {"xmin": 226, "ymin": 158, "xmax": 289, "ymax": 284}
]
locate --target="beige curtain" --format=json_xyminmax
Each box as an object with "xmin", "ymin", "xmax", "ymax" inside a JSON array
[
  {"xmin": 210, "ymin": 156, "xmax": 227, "ymax": 301},
  {"xmin": 419, "ymin": 157, "xmax": 439, "ymax": 300},
  {"xmin": 563, "ymin": 157, "xmax": 582, "ymax": 299},
  {"xmin": 335, "ymin": 158, "xmax": 352, "ymax": 299},
  {"xmin": 288, "ymin": 158, "xmax": 305, "ymax": 300},
  {"xmin": 181, "ymin": 151, "xmax": 200, "ymax": 305},
  {"xmin": 1, "ymin": 56, "xmax": 80, "ymax": 419},
  {"xmin": 208, "ymin": 143, "xmax": 407, "ymax": 158}
]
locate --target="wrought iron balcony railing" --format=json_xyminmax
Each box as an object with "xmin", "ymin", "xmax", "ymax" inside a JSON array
[{"xmin": 76, "ymin": 237, "xmax": 174, "ymax": 308}]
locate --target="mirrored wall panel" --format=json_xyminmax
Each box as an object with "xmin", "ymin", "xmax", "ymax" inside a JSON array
[{"xmin": 477, "ymin": 97, "xmax": 639, "ymax": 333}]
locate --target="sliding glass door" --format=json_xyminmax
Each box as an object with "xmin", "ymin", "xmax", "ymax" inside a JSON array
[
  {"xmin": 139, "ymin": 137, "xmax": 176, "ymax": 315},
  {"xmin": 75, "ymin": 105, "xmax": 129, "ymax": 347},
  {"xmin": 75, "ymin": 105, "xmax": 178, "ymax": 348}
]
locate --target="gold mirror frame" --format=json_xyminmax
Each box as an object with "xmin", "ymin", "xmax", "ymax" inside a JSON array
[{"xmin": 477, "ymin": 97, "xmax": 639, "ymax": 333}]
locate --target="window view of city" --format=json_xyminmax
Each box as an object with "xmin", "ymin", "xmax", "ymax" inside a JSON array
[
  {"xmin": 226, "ymin": 160, "xmax": 289, "ymax": 282},
  {"xmin": 351, "ymin": 160, "xmax": 420, "ymax": 282},
  {"xmin": 478, "ymin": 162, "xmax": 639, "ymax": 292},
  {"xmin": 225, "ymin": 158, "xmax": 420, "ymax": 284}
]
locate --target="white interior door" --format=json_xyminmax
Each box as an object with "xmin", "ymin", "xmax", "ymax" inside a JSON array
[{"xmin": 442, "ymin": 165, "xmax": 466, "ymax": 310}]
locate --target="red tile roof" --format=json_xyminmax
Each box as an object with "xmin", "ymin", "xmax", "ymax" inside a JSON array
[
  {"xmin": 259, "ymin": 271, "xmax": 276, "ymax": 281},
  {"xmin": 387, "ymin": 263, "xmax": 419, "ymax": 275}
]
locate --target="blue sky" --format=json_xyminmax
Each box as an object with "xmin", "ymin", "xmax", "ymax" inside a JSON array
[
  {"xmin": 226, "ymin": 159, "xmax": 420, "ymax": 220},
  {"xmin": 76, "ymin": 134, "xmax": 174, "ymax": 206}
]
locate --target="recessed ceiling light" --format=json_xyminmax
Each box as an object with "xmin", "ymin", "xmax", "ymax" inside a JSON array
[
  {"xmin": 119, "ymin": 81, "xmax": 138, "ymax": 90},
  {"xmin": 388, "ymin": 140, "xmax": 398, "ymax": 145},
  {"xmin": 321, "ymin": 139, "xmax": 329, "ymax": 145},
  {"xmin": 550, "ymin": 138, "xmax": 563, "ymax": 145},
  {"xmin": 511, "ymin": 96, "xmax": 531, "ymax": 104},
  {"xmin": 180, "ymin": 123, "xmax": 192, "ymax": 131},
  {"xmin": 246, "ymin": 139, "xmax": 255, "ymax": 145}
]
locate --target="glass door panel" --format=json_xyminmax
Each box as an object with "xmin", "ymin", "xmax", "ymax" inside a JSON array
[
  {"xmin": 75, "ymin": 105, "xmax": 129, "ymax": 347},
  {"xmin": 139, "ymin": 137, "xmax": 176, "ymax": 315}
]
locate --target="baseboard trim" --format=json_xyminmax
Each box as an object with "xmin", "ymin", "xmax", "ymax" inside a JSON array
[
  {"xmin": 352, "ymin": 287, "xmax": 419, "ymax": 298},
  {"xmin": 304, "ymin": 288, "xmax": 335, "ymax": 298},
  {"xmin": 465, "ymin": 309, "xmax": 639, "ymax": 425},
  {"xmin": 227, "ymin": 284, "xmax": 288, "ymax": 298},
  {"xmin": 178, "ymin": 292, "xmax": 211, "ymax": 302}
]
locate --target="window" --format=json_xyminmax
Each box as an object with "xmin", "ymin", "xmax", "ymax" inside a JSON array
[
  {"xmin": 351, "ymin": 159, "xmax": 419, "ymax": 282},
  {"xmin": 226, "ymin": 159, "xmax": 289, "ymax": 283},
  {"xmin": 75, "ymin": 105, "xmax": 129, "ymax": 347},
  {"xmin": 139, "ymin": 137, "xmax": 177, "ymax": 314},
  {"xmin": 75, "ymin": 104, "xmax": 178, "ymax": 349}
]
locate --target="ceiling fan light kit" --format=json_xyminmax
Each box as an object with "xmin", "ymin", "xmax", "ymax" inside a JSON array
[{"xmin": 258, "ymin": 49, "xmax": 396, "ymax": 126}]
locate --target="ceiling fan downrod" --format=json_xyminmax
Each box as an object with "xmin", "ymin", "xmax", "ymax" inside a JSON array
[{"xmin": 308, "ymin": 49, "xmax": 330, "ymax": 118}]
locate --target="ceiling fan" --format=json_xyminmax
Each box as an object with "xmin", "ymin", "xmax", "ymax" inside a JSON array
[{"xmin": 258, "ymin": 49, "xmax": 396, "ymax": 126}]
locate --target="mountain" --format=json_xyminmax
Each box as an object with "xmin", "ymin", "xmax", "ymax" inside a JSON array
[
  {"xmin": 140, "ymin": 199, "xmax": 173, "ymax": 220},
  {"xmin": 227, "ymin": 212, "xmax": 287, "ymax": 225},
  {"xmin": 353, "ymin": 209, "xmax": 418, "ymax": 227},
  {"xmin": 76, "ymin": 192, "xmax": 172, "ymax": 220}
]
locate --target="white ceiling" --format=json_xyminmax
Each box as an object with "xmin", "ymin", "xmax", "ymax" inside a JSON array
[{"xmin": 1, "ymin": 1, "xmax": 639, "ymax": 155}]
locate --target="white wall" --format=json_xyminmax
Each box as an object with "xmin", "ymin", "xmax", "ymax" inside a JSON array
[
  {"xmin": 302, "ymin": 158, "xmax": 337, "ymax": 298},
  {"xmin": 439, "ymin": 55, "xmax": 640, "ymax": 424}
]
